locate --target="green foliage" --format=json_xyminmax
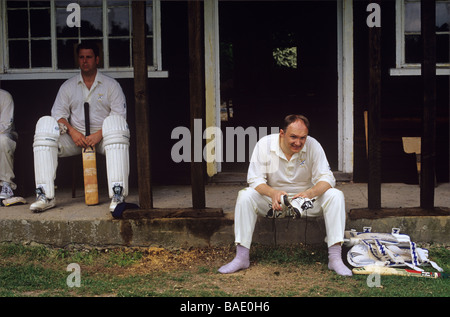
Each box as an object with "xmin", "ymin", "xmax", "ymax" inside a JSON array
[{"xmin": 273, "ymin": 47, "xmax": 297, "ymax": 69}]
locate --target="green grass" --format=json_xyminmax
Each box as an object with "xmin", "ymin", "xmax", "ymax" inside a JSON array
[{"xmin": 0, "ymin": 243, "xmax": 448, "ymax": 298}]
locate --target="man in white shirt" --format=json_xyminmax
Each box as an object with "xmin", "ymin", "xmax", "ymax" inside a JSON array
[
  {"xmin": 30, "ymin": 42, "xmax": 130, "ymax": 213},
  {"xmin": 218, "ymin": 114, "xmax": 352, "ymax": 276},
  {"xmin": 0, "ymin": 89, "xmax": 18, "ymax": 199}
]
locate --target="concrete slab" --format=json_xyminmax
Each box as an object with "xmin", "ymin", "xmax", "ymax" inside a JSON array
[{"xmin": 0, "ymin": 182, "xmax": 449, "ymax": 248}]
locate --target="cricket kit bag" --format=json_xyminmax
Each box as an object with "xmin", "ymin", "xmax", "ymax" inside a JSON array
[{"xmin": 344, "ymin": 227, "xmax": 443, "ymax": 272}]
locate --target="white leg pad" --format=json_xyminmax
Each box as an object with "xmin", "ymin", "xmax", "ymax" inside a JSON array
[
  {"xmin": 102, "ymin": 115, "xmax": 130, "ymax": 198},
  {"xmin": 33, "ymin": 116, "xmax": 60, "ymax": 198}
]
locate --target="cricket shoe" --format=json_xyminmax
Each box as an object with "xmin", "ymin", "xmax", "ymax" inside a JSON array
[
  {"xmin": 266, "ymin": 195, "xmax": 293, "ymax": 218},
  {"xmin": 0, "ymin": 182, "xmax": 14, "ymax": 199},
  {"xmin": 30, "ymin": 187, "xmax": 56, "ymax": 212},
  {"xmin": 289, "ymin": 197, "xmax": 314, "ymax": 219},
  {"xmin": 109, "ymin": 185, "xmax": 125, "ymax": 212}
]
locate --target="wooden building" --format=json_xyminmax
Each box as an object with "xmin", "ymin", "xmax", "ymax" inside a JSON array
[{"xmin": 0, "ymin": 0, "xmax": 448, "ymax": 203}]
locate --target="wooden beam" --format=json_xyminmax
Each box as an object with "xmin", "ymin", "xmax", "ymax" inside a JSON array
[
  {"xmin": 188, "ymin": 0, "xmax": 206, "ymax": 209},
  {"xmin": 367, "ymin": 2, "xmax": 382, "ymax": 209},
  {"xmin": 132, "ymin": 1, "xmax": 153, "ymax": 209},
  {"xmin": 420, "ymin": 0, "xmax": 436, "ymax": 209},
  {"xmin": 122, "ymin": 208, "xmax": 225, "ymax": 220},
  {"xmin": 348, "ymin": 207, "xmax": 450, "ymax": 221}
]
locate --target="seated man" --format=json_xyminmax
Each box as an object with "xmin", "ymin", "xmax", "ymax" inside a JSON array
[
  {"xmin": 0, "ymin": 89, "xmax": 18, "ymax": 199},
  {"xmin": 30, "ymin": 42, "xmax": 130, "ymax": 213},
  {"xmin": 218, "ymin": 114, "xmax": 352, "ymax": 276}
]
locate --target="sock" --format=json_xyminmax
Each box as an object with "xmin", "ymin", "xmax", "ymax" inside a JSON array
[
  {"xmin": 328, "ymin": 244, "xmax": 353, "ymax": 276},
  {"xmin": 218, "ymin": 245, "xmax": 250, "ymax": 274}
]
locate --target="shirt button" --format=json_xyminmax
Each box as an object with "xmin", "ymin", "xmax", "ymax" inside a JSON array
[{"xmin": 286, "ymin": 165, "xmax": 294, "ymax": 176}]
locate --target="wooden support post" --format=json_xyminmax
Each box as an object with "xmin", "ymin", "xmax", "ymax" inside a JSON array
[
  {"xmin": 188, "ymin": 0, "xmax": 206, "ymax": 209},
  {"xmin": 132, "ymin": 1, "xmax": 153, "ymax": 209},
  {"xmin": 368, "ymin": 2, "xmax": 382, "ymax": 210},
  {"xmin": 420, "ymin": 0, "xmax": 436, "ymax": 209}
]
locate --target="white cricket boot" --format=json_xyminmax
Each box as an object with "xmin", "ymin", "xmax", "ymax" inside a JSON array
[
  {"xmin": 30, "ymin": 187, "xmax": 56, "ymax": 212},
  {"xmin": 289, "ymin": 197, "xmax": 314, "ymax": 218},
  {"xmin": 109, "ymin": 184, "xmax": 125, "ymax": 212},
  {"xmin": 266, "ymin": 195, "xmax": 294, "ymax": 218},
  {"xmin": 0, "ymin": 182, "xmax": 14, "ymax": 199}
]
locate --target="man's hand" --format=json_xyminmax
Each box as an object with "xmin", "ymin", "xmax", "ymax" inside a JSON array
[
  {"xmin": 85, "ymin": 129, "xmax": 102, "ymax": 148},
  {"xmin": 255, "ymin": 184, "xmax": 287, "ymax": 211},
  {"xmin": 58, "ymin": 118, "xmax": 102, "ymax": 149},
  {"xmin": 68, "ymin": 126, "xmax": 89, "ymax": 148},
  {"xmin": 270, "ymin": 190, "xmax": 288, "ymax": 211}
]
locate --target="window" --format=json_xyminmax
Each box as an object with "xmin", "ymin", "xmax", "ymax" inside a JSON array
[
  {"xmin": 6, "ymin": 0, "xmax": 52, "ymax": 69},
  {"xmin": 391, "ymin": 0, "xmax": 450, "ymax": 75},
  {"xmin": 0, "ymin": 0, "xmax": 165, "ymax": 79}
]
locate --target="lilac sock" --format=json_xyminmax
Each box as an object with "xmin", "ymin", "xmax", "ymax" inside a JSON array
[
  {"xmin": 218, "ymin": 245, "xmax": 250, "ymax": 274},
  {"xmin": 328, "ymin": 244, "xmax": 353, "ymax": 276}
]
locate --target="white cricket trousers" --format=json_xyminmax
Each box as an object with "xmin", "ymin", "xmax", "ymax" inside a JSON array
[
  {"xmin": 0, "ymin": 133, "xmax": 17, "ymax": 189},
  {"xmin": 234, "ymin": 187, "xmax": 347, "ymax": 249}
]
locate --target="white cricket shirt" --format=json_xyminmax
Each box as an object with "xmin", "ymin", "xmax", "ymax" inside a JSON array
[
  {"xmin": 51, "ymin": 71, "xmax": 126, "ymax": 134},
  {"xmin": 247, "ymin": 133, "xmax": 336, "ymax": 193}
]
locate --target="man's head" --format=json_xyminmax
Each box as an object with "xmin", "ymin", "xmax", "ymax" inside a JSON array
[
  {"xmin": 279, "ymin": 114, "xmax": 310, "ymax": 157},
  {"xmin": 76, "ymin": 42, "xmax": 100, "ymax": 75}
]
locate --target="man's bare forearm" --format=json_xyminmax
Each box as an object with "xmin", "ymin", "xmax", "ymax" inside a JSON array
[{"xmin": 294, "ymin": 181, "xmax": 331, "ymax": 200}]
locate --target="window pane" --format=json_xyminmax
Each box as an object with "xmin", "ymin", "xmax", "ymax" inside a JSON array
[
  {"xmin": 80, "ymin": 7, "xmax": 103, "ymax": 37},
  {"xmin": 8, "ymin": 9, "xmax": 28, "ymax": 38},
  {"xmin": 405, "ymin": 1, "xmax": 450, "ymax": 32},
  {"xmin": 80, "ymin": 0, "xmax": 103, "ymax": 7},
  {"xmin": 30, "ymin": 8, "xmax": 51, "ymax": 37},
  {"xmin": 9, "ymin": 40, "xmax": 29, "ymax": 68},
  {"xmin": 405, "ymin": 2, "xmax": 421, "ymax": 33},
  {"xmin": 436, "ymin": 2, "xmax": 450, "ymax": 31},
  {"xmin": 31, "ymin": 40, "xmax": 51, "ymax": 67},
  {"xmin": 146, "ymin": 5, "xmax": 153, "ymax": 35},
  {"xmin": 55, "ymin": 0, "xmax": 70, "ymax": 7},
  {"xmin": 109, "ymin": 7, "xmax": 130, "ymax": 36},
  {"xmin": 57, "ymin": 39, "xmax": 78, "ymax": 69},
  {"xmin": 108, "ymin": 0, "xmax": 129, "ymax": 6},
  {"xmin": 405, "ymin": 34, "xmax": 422, "ymax": 63},
  {"xmin": 109, "ymin": 39, "xmax": 130, "ymax": 67},
  {"xmin": 146, "ymin": 37, "xmax": 154, "ymax": 67},
  {"xmin": 404, "ymin": 1, "xmax": 450, "ymax": 64},
  {"xmin": 30, "ymin": 1, "xmax": 51, "ymax": 8},
  {"xmin": 7, "ymin": 1, "xmax": 27, "ymax": 9},
  {"xmin": 436, "ymin": 34, "xmax": 449, "ymax": 63}
]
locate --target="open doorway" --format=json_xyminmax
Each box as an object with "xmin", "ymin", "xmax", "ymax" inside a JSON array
[{"xmin": 219, "ymin": 1, "xmax": 338, "ymax": 173}]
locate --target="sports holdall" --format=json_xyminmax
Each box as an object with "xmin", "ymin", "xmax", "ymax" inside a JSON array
[{"xmin": 344, "ymin": 227, "xmax": 443, "ymax": 272}]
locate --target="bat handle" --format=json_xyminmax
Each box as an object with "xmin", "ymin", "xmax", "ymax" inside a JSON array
[{"xmin": 84, "ymin": 102, "xmax": 90, "ymax": 136}]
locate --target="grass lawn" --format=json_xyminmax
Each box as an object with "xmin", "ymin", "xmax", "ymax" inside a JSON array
[{"xmin": 0, "ymin": 243, "xmax": 449, "ymax": 299}]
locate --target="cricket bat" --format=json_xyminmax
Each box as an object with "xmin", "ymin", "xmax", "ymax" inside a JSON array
[
  {"xmin": 82, "ymin": 102, "xmax": 99, "ymax": 205},
  {"xmin": 353, "ymin": 265, "xmax": 449, "ymax": 279}
]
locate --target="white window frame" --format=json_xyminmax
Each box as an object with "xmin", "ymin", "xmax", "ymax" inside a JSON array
[
  {"xmin": 0, "ymin": 0, "xmax": 167, "ymax": 80},
  {"xmin": 391, "ymin": 0, "xmax": 450, "ymax": 76}
]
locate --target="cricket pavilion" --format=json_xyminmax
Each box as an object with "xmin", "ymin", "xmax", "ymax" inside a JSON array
[{"xmin": 0, "ymin": 0, "xmax": 449, "ymax": 248}]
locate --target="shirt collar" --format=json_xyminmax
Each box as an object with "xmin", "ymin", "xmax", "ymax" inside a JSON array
[{"xmin": 77, "ymin": 70, "xmax": 102, "ymax": 87}]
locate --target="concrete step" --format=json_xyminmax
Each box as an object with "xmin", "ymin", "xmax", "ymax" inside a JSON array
[{"xmin": 0, "ymin": 183, "xmax": 449, "ymax": 248}]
